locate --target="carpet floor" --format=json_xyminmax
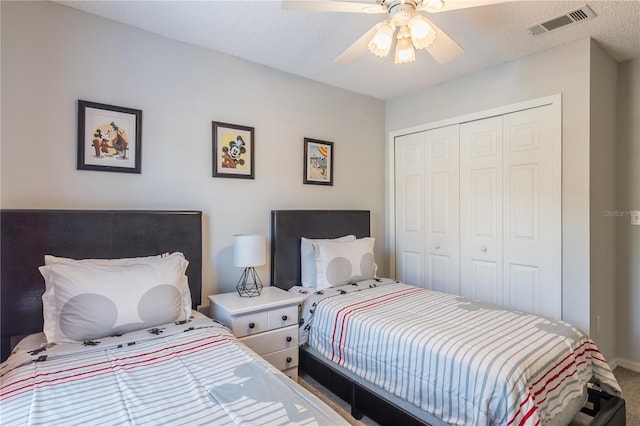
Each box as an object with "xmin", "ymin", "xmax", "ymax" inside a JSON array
[{"xmin": 299, "ymin": 366, "xmax": 639, "ymax": 425}]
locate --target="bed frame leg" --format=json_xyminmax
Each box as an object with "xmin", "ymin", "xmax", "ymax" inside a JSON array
[{"xmin": 350, "ymin": 383, "xmax": 363, "ymax": 420}]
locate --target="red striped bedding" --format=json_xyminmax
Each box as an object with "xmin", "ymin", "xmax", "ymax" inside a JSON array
[
  {"xmin": 294, "ymin": 279, "xmax": 621, "ymax": 425},
  {"xmin": 0, "ymin": 317, "xmax": 348, "ymax": 425}
]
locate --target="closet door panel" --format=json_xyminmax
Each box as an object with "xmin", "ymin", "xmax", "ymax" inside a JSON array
[
  {"xmin": 503, "ymin": 105, "xmax": 561, "ymax": 318},
  {"xmin": 395, "ymin": 132, "xmax": 425, "ymax": 287},
  {"xmin": 460, "ymin": 117, "xmax": 503, "ymax": 305},
  {"xmin": 393, "ymin": 101, "xmax": 561, "ymax": 317},
  {"xmin": 424, "ymin": 125, "xmax": 460, "ymax": 294}
]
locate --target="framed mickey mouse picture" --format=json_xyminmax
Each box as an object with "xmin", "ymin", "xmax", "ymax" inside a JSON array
[{"xmin": 212, "ymin": 121, "xmax": 255, "ymax": 179}]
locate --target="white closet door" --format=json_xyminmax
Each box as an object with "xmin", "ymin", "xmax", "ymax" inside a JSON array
[
  {"xmin": 502, "ymin": 105, "xmax": 561, "ymax": 318},
  {"xmin": 460, "ymin": 116, "xmax": 503, "ymax": 305},
  {"xmin": 395, "ymin": 132, "xmax": 426, "ymax": 287},
  {"xmin": 423, "ymin": 125, "xmax": 460, "ymax": 294},
  {"xmin": 395, "ymin": 126, "xmax": 459, "ymax": 292}
]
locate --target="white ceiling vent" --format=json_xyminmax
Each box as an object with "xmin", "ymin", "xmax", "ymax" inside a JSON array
[{"xmin": 528, "ymin": 5, "xmax": 597, "ymax": 36}]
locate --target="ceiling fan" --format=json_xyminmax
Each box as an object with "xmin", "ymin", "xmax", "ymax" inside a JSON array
[{"xmin": 283, "ymin": 0, "xmax": 509, "ymax": 64}]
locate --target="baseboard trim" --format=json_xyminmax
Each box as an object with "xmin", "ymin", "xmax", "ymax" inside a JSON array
[{"xmin": 612, "ymin": 357, "xmax": 640, "ymax": 373}]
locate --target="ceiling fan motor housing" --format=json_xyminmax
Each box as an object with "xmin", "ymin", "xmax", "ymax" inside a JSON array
[{"xmin": 382, "ymin": 0, "xmax": 420, "ymax": 26}]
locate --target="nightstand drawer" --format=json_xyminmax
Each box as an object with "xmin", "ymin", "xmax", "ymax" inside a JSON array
[
  {"xmin": 230, "ymin": 311, "xmax": 268, "ymax": 338},
  {"xmin": 263, "ymin": 346, "xmax": 298, "ymax": 371},
  {"xmin": 283, "ymin": 367, "xmax": 298, "ymax": 381},
  {"xmin": 267, "ymin": 305, "xmax": 298, "ymax": 329},
  {"xmin": 241, "ymin": 325, "xmax": 298, "ymax": 355}
]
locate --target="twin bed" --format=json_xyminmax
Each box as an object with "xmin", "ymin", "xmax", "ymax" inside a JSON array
[
  {"xmin": 0, "ymin": 210, "xmax": 347, "ymax": 425},
  {"xmin": 0, "ymin": 209, "xmax": 627, "ymax": 425},
  {"xmin": 270, "ymin": 209, "xmax": 626, "ymax": 426}
]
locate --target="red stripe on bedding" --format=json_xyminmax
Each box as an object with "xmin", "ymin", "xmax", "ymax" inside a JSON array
[
  {"xmin": 530, "ymin": 341, "xmax": 590, "ymax": 389},
  {"xmin": 506, "ymin": 392, "xmax": 541, "ymax": 426},
  {"xmin": 531, "ymin": 347, "xmax": 589, "ymax": 398},
  {"xmin": 518, "ymin": 405, "xmax": 538, "ymax": 426},
  {"xmin": 507, "ymin": 392, "xmax": 533, "ymax": 426},
  {"xmin": 529, "ymin": 342, "xmax": 606, "ymax": 401},
  {"xmin": 1, "ymin": 335, "xmax": 234, "ymax": 400},
  {"xmin": 2, "ymin": 333, "xmax": 228, "ymax": 393},
  {"xmin": 531, "ymin": 345, "xmax": 605, "ymax": 407},
  {"xmin": 509, "ymin": 345, "xmax": 593, "ymax": 426},
  {"xmin": 510, "ymin": 340, "xmax": 607, "ymax": 418},
  {"xmin": 329, "ymin": 287, "xmax": 424, "ymax": 363}
]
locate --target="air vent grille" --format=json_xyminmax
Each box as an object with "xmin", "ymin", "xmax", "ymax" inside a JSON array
[{"xmin": 528, "ymin": 5, "xmax": 597, "ymax": 36}]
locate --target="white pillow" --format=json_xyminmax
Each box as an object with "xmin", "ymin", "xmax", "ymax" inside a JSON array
[
  {"xmin": 301, "ymin": 235, "xmax": 355, "ymax": 288},
  {"xmin": 313, "ymin": 237, "xmax": 377, "ymax": 290},
  {"xmin": 44, "ymin": 253, "xmax": 192, "ymax": 322},
  {"xmin": 39, "ymin": 252, "xmax": 189, "ymax": 343}
]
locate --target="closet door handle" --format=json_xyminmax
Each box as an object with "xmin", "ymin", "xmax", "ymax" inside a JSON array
[
  {"xmin": 435, "ymin": 244, "xmax": 440, "ymax": 249},
  {"xmin": 481, "ymin": 247, "xmax": 487, "ymax": 253}
]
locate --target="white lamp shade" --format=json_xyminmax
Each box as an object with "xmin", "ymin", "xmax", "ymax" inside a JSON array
[{"xmin": 233, "ymin": 234, "xmax": 266, "ymax": 267}]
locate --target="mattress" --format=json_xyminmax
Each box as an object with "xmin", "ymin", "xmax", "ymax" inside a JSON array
[
  {"xmin": 0, "ymin": 315, "xmax": 348, "ymax": 425},
  {"xmin": 293, "ymin": 279, "xmax": 621, "ymax": 426}
]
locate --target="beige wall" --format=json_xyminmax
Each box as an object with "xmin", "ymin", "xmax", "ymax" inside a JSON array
[
  {"xmin": 0, "ymin": 1, "xmax": 387, "ymax": 303},
  {"xmin": 616, "ymin": 58, "xmax": 640, "ymax": 369},
  {"xmin": 589, "ymin": 40, "xmax": 619, "ymax": 360}
]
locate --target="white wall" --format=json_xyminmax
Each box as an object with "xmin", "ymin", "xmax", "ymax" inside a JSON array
[
  {"xmin": 0, "ymin": 1, "xmax": 386, "ymax": 305},
  {"xmin": 386, "ymin": 39, "xmax": 640, "ymax": 371},
  {"xmin": 616, "ymin": 58, "xmax": 640, "ymax": 369},
  {"xmin": 386, "ymin": 39, "xmax": 640, "ymax": 366},
  {"xmin": 386, "ymin": 38, "xmax": 595, "ymax": 346}
]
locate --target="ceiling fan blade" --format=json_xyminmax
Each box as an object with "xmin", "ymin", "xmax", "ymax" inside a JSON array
[
  {"xmin": 424, "ymin": 18, "xmax": 464, "ymax": 63},
  {"xmin": 335, "ymin": 22, "xmax": 382, "ymax": 63},
  {"xmin": 421, "ymin": 0, "xmax": 513, "ymax": 13},
  {"xmin": 282, "ymin": 1, "xmax": 384, "ymax": 14}
]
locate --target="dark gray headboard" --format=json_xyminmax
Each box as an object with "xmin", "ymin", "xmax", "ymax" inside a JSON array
[
  {"xmin": 270, "ymin": 210, "xmax": 370, "ymax": 290},
  {"xmin": 0, "ymin": 210, "xmax": 202, "ymax": 361}
]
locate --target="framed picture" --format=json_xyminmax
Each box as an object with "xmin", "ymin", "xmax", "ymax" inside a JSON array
[
  {"xmin": 77, "ymin": 100, "xmax": 142, "ymax": 173},
  {"xmin": 212, "ymin": 121, "xmax": 255, "ymax": 179},
  {"xmin": 304, "ymin": 138, "xmax": 333, "ymax": 186}
]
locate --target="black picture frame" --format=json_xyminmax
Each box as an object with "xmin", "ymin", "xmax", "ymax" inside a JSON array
[
  {"xmin": 304, "ymin": 138, "xmax": 333, "ymax": 186},
  {"xmin": 77, "ymin": 100, "xmax": 142, "ymax": 174},
  {"xmin": 212, "ymin": 121, "xmax": 255, "ymax": 179}
]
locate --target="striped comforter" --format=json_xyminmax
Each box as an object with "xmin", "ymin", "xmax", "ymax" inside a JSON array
[
  {"xmin": 296, "ymin": 279, "xmax": 621, "ymax": 426},
  {"xmin": 0, "ymin": 317, "xmax": 347, "ymax": 425}
]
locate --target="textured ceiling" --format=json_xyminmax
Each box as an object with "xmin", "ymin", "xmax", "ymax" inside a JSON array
[{"xmin": 54, "ymin": 0, "xmax": 640, "ymax": 100}]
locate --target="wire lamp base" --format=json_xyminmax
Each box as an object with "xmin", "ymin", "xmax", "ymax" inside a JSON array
[{"xmin": 236, "ymin": 267, "xmax": 263, "ymax": 297}]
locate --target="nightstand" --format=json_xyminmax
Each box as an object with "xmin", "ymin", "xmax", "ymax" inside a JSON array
[{"xmin": 208, "ymin": 286, "xmax": 303, "ymax": 381}]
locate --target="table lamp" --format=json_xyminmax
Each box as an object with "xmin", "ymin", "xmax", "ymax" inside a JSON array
[{"xmin": 233, "ymin": 234, "xmax": 266, "ymax": 297}]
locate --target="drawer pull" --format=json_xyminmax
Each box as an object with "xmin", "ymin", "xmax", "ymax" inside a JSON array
[
  {"xmin": 281, "ymin": 315, "xmax": 288, "ymax": 321},
  {"xmin": 286, "ymin": 357, "xmax": 293, "ymax": 363},
  {"xmin": 286, "ymin": 336, "xmax": 292, "ymax": 342},
  {"xmin": 248, "ymin": 322, "xmax": 255, "ymax": 329}
]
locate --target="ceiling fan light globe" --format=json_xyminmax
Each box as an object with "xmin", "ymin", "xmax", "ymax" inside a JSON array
[
  {"xmin": 395, "ymin": 37, "xmax": 416, "ymax": 64},
  {"xmin": 408, "ymin": 15, "xmax": 435, "ymax": 49},
  {"xmin": 408, "ymin": 15, "xmax": 430, "ymax": 38},
  {"xmin": 368, "ymin": 22, "xmax": 395, "ymax": 57}
]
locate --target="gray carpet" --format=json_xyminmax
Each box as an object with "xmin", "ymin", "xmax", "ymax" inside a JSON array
[
  {"xmin": 615, "ymin": 367, "xmax": 640, "ymax": 426},
  {"xmin": 299, "ymin": 366, "xmax": 639, "ymax": 425}
]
